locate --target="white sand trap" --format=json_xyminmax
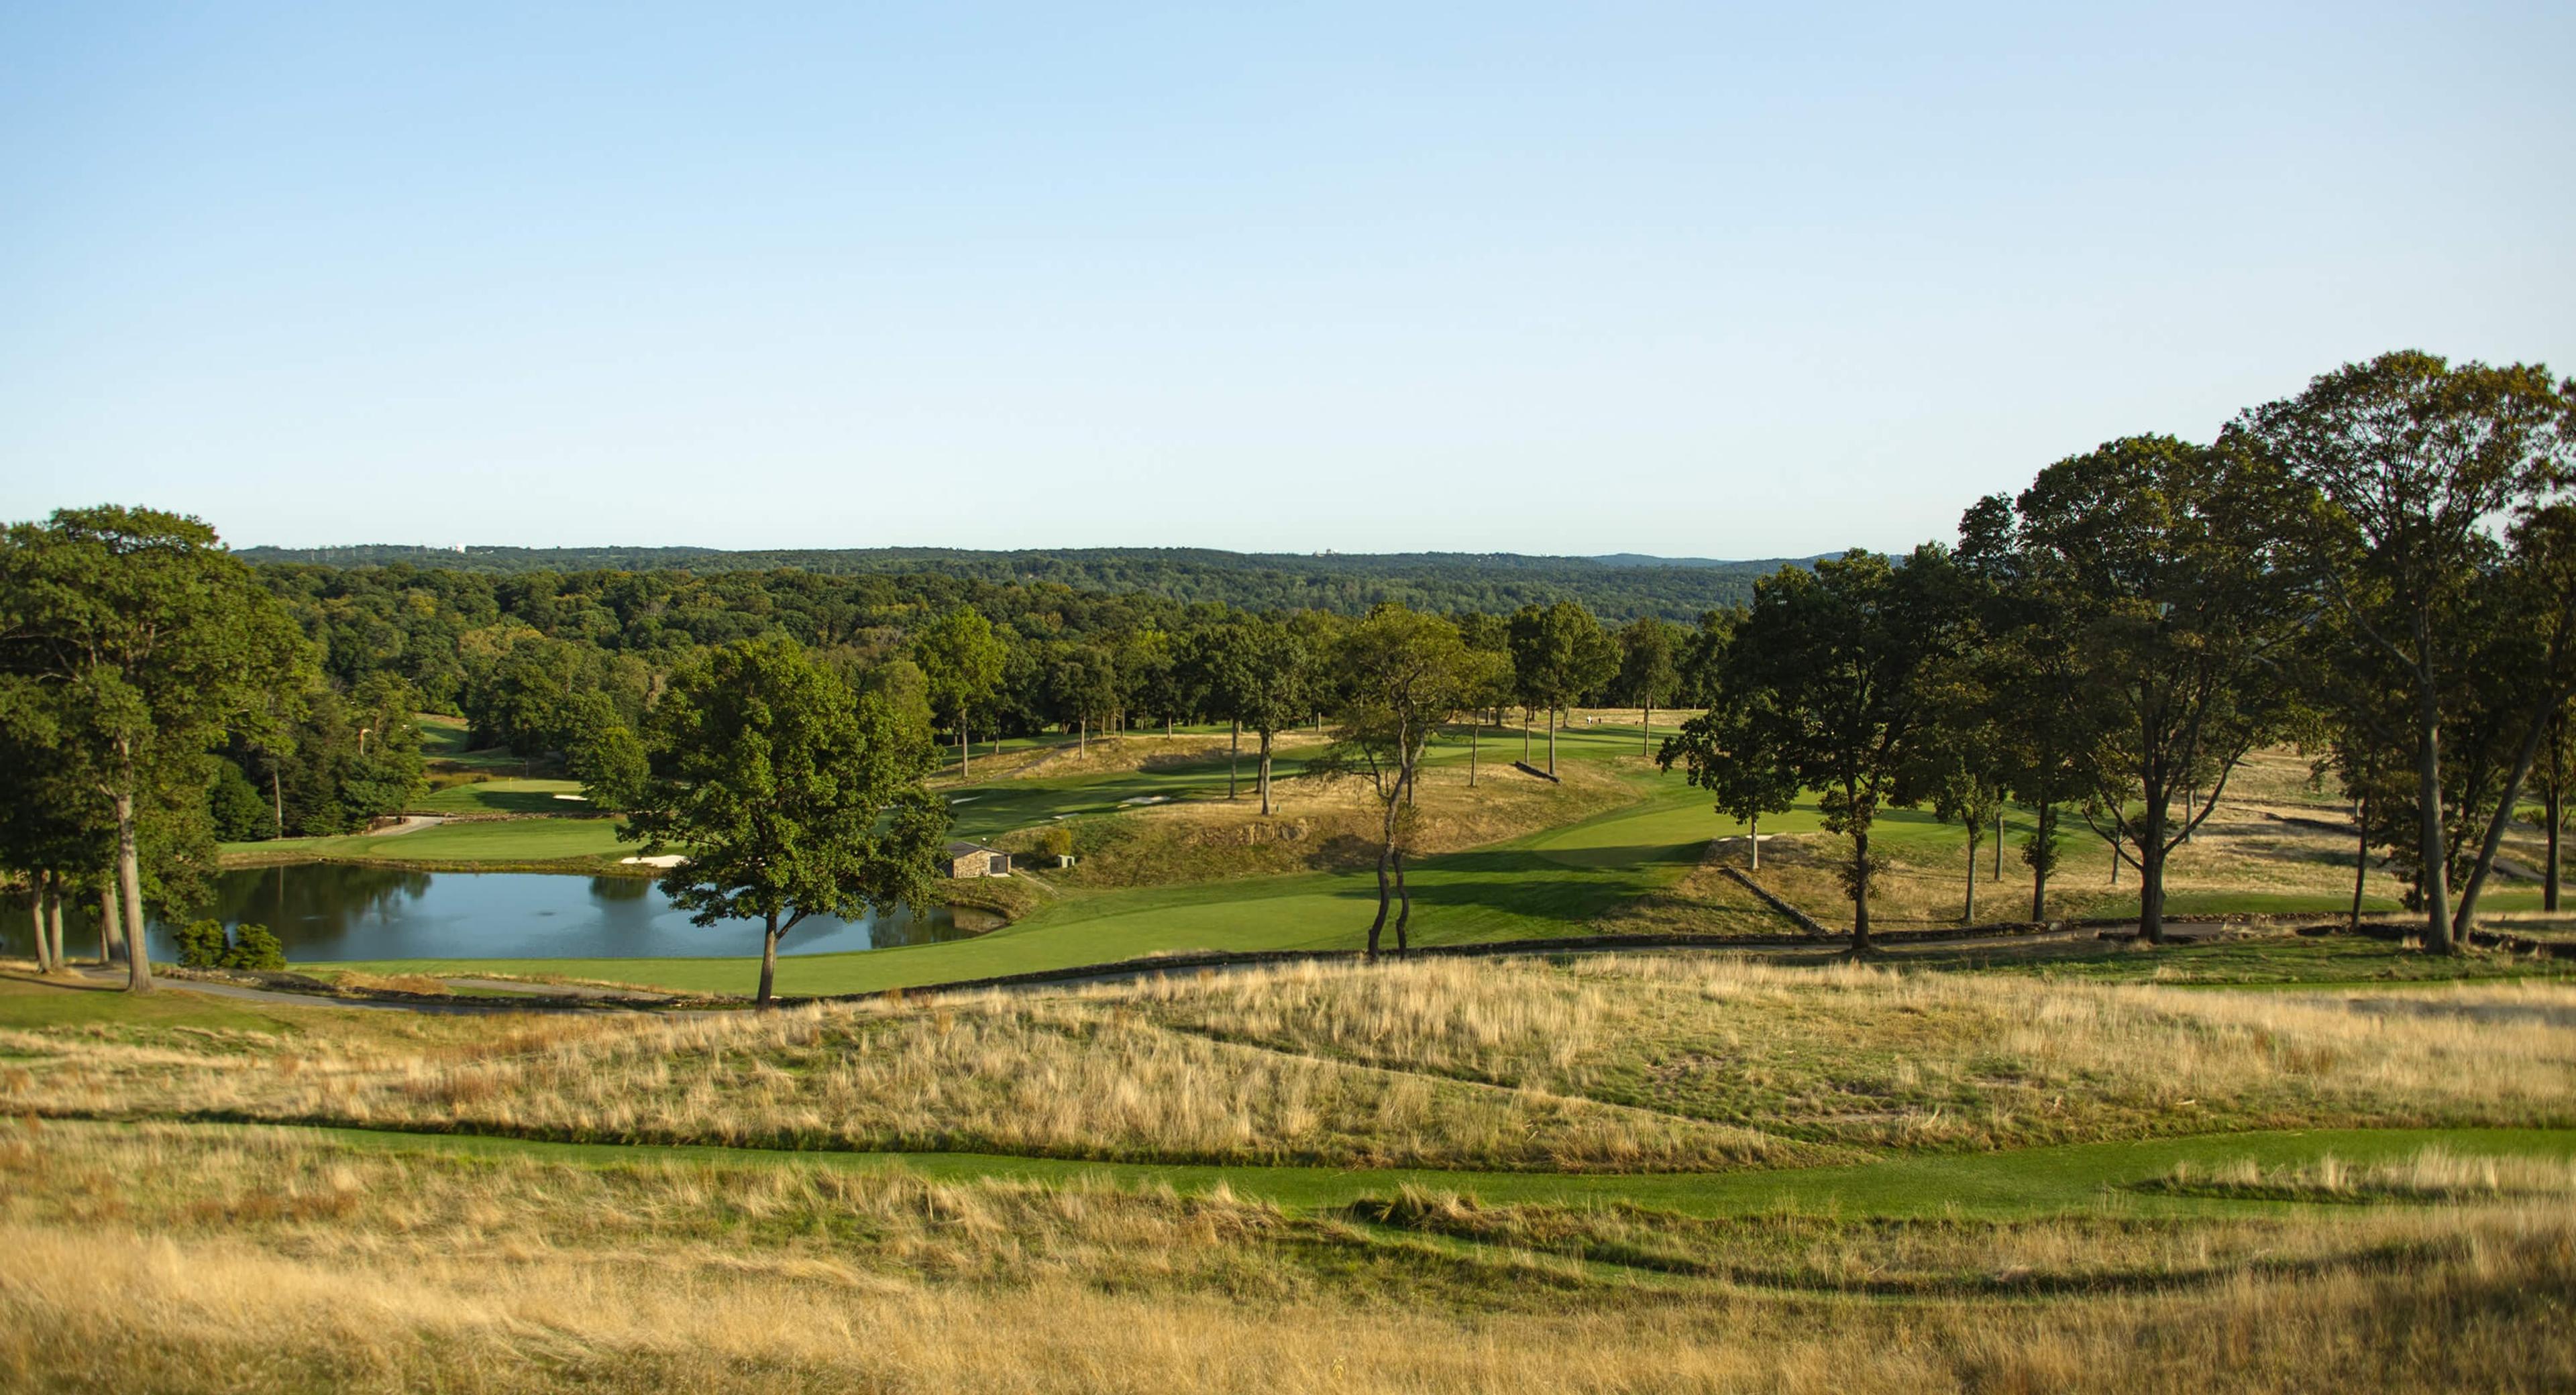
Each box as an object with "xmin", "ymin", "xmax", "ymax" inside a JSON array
[
  {"xmin": 618, "ymin": 854, "xmax": 688, "ymax": 869},
  {"xmin": 553, "ymin": 793, "xmax": 589, "ymax": 801},
  {"xmin": 1119, "ymin": 795, "xmax": 1169, "ymax": 806}
]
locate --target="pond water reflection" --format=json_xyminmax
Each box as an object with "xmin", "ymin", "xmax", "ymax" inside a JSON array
[{"xmin": 1, "ymin": 864, "xmax": 965, "ymax": 962}]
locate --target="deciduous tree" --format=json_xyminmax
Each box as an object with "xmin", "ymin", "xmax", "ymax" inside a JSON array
[
  {"xmin": 623, "ymin": 635, "xmax": 950, "ymax": 1006},
  {"xmin": 2234, "ymin": 352, "xmax": 2575, "ymax": 951}
]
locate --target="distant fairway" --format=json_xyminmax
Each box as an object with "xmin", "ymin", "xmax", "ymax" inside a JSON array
[
  {"xmin": 223, "ymin": 816, "xmax": 631, "ymax": 871},
  {"xmin": 413, "ymin": 777, "xmax": 592, "ymax": 816}
]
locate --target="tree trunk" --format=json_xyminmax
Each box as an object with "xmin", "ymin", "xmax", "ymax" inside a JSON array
[
  {"xmin": 2137, "ymin": 792, "xmax": 2168, "ymax": 946},
  {"xmin": 24, "ymin": 885, "xmax": 48, "ymax": 975},
  {"xmin": 756, "ymin": 914, "xmax": 781, "ymax": 1007},
  {"xmin": 1994, "ymin": 810, "xmax": 2004, "ymax": 879},
  {"xmin": 99, "ymin": 882, "xmax": 124, "ymax": 965},
  {"xmin": 1392, "ymin": 848, "xmax": 1411, "ymax": 953},
  {"xmin": 44, "ymin": 876, "xmax": 67, "ymax": 973},
  {"xmin": 115, "ymin": 785, "xmax": 152, "ymax": 991},
  {"xmin": 2029, "ymin": 800, "xmax": 2051, "ymax": 925},
  {"xmin": 2109, "ymin": 828, "xmax": 2120, "ymax": 887},
  {"xmin": 2451, "ymin": 687, "xmax": 2560, "ymax": 940},
  {"xmin": 1365, "ymin": 841, "xmax": 1391, "ymax": 956},
  {"xmin": 1749, "ymin": 812, "xmax": 1760, "ymax": 872},
  {"xmin": 1258, "ymin": 730, "xmax": 1275, "ymax": 816},
  {"xmin": 271, "ymin": 765, "xmax": 284, "ymax": 838},
  {"xmin": 2351, "ymin": 797, "xmax": 2369, "ymax": 932},
  {"xmin": 2549, "ymin": 787, "xmax": 2563, "ymax": 914},
  {"xmin": 1468, "ymin": 717, "xmax": 1480, "ymax": 787},
  {"xmin": 1522, "ymin": 707, "xmax": 1532, "ymax": 761},
  {"xmin": 1849, "ymin": 827, "xmax": 1873, "ymax": 952},
  {"xmin": 1546, "ymin": 707, "xmax": 1557, "ymax": 776},
  {"xmin": 1229, "ymin": 720, "xmax": 1240, "ymax": 799},
  {"xmin": 957, "ymin": 709, "xmax": 970, "ymax": 779},
  {"xmin": 1642, "ymin": 701, "xmax": 1652, "ymax": 757},
  {"xmin": 2414, "ymin": 675, "xmax": 2455, "ymax": 952},
  {"xmin": 1962, "ymin": 838, "xmax": 1976, "ymax": 926}
]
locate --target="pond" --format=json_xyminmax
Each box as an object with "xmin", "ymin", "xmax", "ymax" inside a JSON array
[{"xmin": 1, "ymin": 864, "xmax": 971, "ymax": 963}]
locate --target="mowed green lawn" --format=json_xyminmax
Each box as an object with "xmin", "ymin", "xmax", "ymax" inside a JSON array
[
  {"xmin": 222, "ymin": 817, "xmax": 633, "ymax": 869},
  {"xmin": 193, "ymin": 1118, "xmax": 2576, "ymax": 1222},
  {"xmin": 413, "ymin": 778, "xmax": 594, "ymax": 816},
  {"xmin": 290, "ymin": 714, "xmax": 2418, "ymax": 993}
]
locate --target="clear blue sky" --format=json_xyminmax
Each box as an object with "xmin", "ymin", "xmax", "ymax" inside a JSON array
[{"xmin": 3, "ymin": 3, "xmax": 2569, "ymax": 557}]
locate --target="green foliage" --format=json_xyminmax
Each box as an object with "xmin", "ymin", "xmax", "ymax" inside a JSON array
[
  {"xmin": 206, "ymin": 760, "xmax": 271, "ymax": 842},
  {"xmin": 173, "ymin": 919, "xmax": 229, "ymax": 969},
  {"xmin": 2233, "ymin": 353, "xmax": 2576, "ymax": 948},
  {"xmin": 912, "ymin": 606, "xmax": 1008, "ymax": 744},
  {"xmin": 223, "ymin": 922, "xmax": 285, "ymax": 971},
  {"xmin": 173, "ymin": 918, "xmax": 286, "ymax": 972},
  {"xmin": 858, "ymin": 657, "xmax": 938, "ymax": 756},
  {"xmin": 623, "ymin": 634, "xmax": 951, "ymax": 1003},
  {"xmin": 0, "ymin": 506, "xmax": 312, "ymax": 989},
  {"xmin": 561, "ymin": 692, "xmax": 649, "ymax": 811},
  {"xmin": 241, "ymin": 545, "xmax": 1797, "ymax": 620},
  {"xmin": 1507, "ymin": 600, "xmax": 1617, "ymax": 712},
  {"xmin": 1613, "ymin": 616, "xmax": 1680, "ymax": 708},
  {"xmin": 1715, "ymin": 548, "xmax": 1972, "ymax": 938}
]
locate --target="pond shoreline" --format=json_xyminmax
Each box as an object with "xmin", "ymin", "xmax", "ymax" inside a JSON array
[{"xmin": 218, "ymin": 848, "xmax": 659, "ymax": 878}]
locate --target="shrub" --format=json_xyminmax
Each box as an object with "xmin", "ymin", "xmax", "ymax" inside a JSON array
[
  {"xmin": 1038, "ymin": 826, "xmax": 1075, "ymax": 860},
  {"xmin": 223, "ymin": 924, "xmax": 286, "ymax": 972},
  {"xmin": 173, "ymin": 919, "xmax": 229, "ymax": 970}
]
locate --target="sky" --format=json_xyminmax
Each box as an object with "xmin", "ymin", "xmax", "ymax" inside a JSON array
[{"xmin": 2, "ymin": 3, "xmax": 2571, "ymax": 559}]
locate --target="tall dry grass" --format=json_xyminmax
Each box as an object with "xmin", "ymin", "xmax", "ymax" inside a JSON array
[
  {"xmin": 3, "ymin": 955, "xmax": 2571, "ymax": 1167},
  {"xmin": 0, "ymin": 987, "xmax": 1804, "ymax": 1170},
  {"xmin": 5, "ymin": 1207, "xmax": 2571, "ymax": 1394},
  {"xmin": 1131, "ymin": 955, "xmax": 2576, "ymax": 1150},
  {"xmin": 4, "ymin": 1119, "xmax": 2573, "ymax": 1394}
]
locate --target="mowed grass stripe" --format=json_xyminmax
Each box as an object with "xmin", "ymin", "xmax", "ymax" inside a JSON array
[{"xmin": 85, "ymin": 1119, "xmax": 2576, "ymax": 1220}]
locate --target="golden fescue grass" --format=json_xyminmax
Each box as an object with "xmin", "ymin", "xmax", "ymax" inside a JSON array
[
  {"xmin": 2150, "ymin": 1146, "xmax": 2576, "ymax": 1203},
  {"xmin": 1741, "ymin": 748, "xmax": 2414, "ymax": 928},
  {"xmin": 5, "ymin": 956, "xmax": 2568, "ymax": 1169},
  {"xmin": 1024, "ymin": 755, "xmax": 1642, "ymax": 889},
  {"xmin": 3, "ymin": 1125, "xmax": 2573, "ymax": 1394},
  {"xmin": 1120, "ymin": 956, "xmax": 2576, "ymax": 1150},
  {"xmin": 0, "ymin": 985, "xmax": 1802, "ymax": 1171}
]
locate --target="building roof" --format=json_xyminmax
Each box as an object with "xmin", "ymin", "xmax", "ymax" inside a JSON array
[{"xmin": 946, "ymin": 840, "xmax": 1000, "ymax": 857}]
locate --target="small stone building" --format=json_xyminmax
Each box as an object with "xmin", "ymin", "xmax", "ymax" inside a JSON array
[{"xmin": 945, "ymin": 841, "xmax": 1010, "ymax": 879}]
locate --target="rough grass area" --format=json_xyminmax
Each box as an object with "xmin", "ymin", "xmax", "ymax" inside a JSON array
[
  {"xmin": 1, "ymin": 1119, "xmax": 2571, "ymax": 1394},
  {"xmin": 2136, "ymin": 1146, "xmax": 2576, "ymax": 1205},
  {"xmin": 8, "ymin": 957, "xmax": 2571, "ymax": 1168},
  {"xmin": 1906, "ymin": 930, "xmax": 2576, "ymax": 985}
]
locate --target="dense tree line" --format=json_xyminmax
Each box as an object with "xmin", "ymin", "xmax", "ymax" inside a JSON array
[{"xmin": 238, "ymin": 545, "xmax": 1801, "ymax": 621}]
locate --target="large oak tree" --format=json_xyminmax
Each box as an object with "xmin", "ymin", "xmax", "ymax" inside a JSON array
[{"xmin": 623, "ymin": 634, "xmax": 951, "ymax": 1006}]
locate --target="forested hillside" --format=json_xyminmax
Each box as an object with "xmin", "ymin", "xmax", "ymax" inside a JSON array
[{"xmin": 236, "ymin": 545, "xmax": 1813, "ymax": 620}]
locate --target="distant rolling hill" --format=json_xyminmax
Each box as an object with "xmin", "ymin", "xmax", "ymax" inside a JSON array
[{"xmin": 235, "ymin": 545, "xmax": 1833, "ymax": 620}]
